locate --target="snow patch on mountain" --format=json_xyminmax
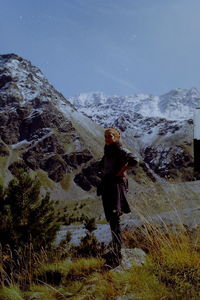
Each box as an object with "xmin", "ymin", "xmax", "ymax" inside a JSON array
[
  {"xmin": 68, "ymin": 90, "xmax": 195, "ymax": 181},
  {"xmin": 69, "ymin": 89, "xmax": 200, "ymax": 121}
]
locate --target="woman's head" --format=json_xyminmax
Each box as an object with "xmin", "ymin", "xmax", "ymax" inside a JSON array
[{"xmin": 104, "ymin": 127, "xmax": 121, "ymax": 145}]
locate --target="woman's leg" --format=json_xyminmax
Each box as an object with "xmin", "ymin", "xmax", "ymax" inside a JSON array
[{"xmin": 109, "ymin": 212, "xmax": 122, "ymax": 261}]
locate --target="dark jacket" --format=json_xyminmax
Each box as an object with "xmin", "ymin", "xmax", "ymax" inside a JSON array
[{"xmin": 99, "ymin": 142, "xmax": 138, "ymax": 221}]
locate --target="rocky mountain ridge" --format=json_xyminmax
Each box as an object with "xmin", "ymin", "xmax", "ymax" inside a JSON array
[
  {"xmin": 69, "ymin": 91, "xmax": 198, "ymax": 180},
  {"xmin": 0, "ymin": 54, "xmax": 105, "ymax": 204}
]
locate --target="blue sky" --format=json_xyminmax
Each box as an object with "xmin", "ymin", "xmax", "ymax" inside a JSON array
[{"xmin": 1, "ymin": 0, "xmax": 200, "ymax": 97}]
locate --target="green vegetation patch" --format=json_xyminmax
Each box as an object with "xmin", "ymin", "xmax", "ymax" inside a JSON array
[
  {"xmin": 0, "ymin": 156, "xmax": 8, "ymax": 186},
  {"xmin": 36, "ymin": 169, "xmax": 55, "ymax": 189},
  {"xmin": 35, "ymin": 257, "xmax": 104, "ymax": 284},
  {"xmin": 0, "ymin": 285, "xmax": 24, "ymax": 300},
  {"xmin": 60, "ymin": 173, "xmax": 72, "ymax": 191},
  {"xmin": 0, "ymin": 156, "xmax": 7, "ymax": 172},
  {"xmin": 58, "ymin": 197, "xmax": 104, "ymax": 224},
  {"xmin": 25, "ymin": 285, "xmax": 59, "ymax": 300},
  {"xmin": 53, "ymin": 129, "xmax": 76, "ymax": 153}
]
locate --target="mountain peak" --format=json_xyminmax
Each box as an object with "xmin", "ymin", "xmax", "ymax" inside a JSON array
[
  {"xmin": 187, "ymin": 87, "xmax": 200, "ymax": 97},
  {"xmin": 0, "ymin": 53, "xmax": 23, "ymax": 62},
  {"xmin": 0, "ymin": 53, "xmax": 104, "ymax": 200}
]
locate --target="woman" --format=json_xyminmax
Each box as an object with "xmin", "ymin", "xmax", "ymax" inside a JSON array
[{"xmin": 98, "ymin": 127, "xmax": 138, "ymax": 267}]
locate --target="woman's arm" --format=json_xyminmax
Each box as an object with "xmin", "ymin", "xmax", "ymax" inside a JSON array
[
  {"xmin": 117, "ymin": 165, "xmax": 135, "ymax": 177},
  {"xmin": 117, "ymin": 149, "xmax": 138, "ymax": 177}
]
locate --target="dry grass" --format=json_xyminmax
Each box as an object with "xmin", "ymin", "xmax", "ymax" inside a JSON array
[{"xmin": 1, "ymin": 222, "xmax": 200, "ymax": 299}]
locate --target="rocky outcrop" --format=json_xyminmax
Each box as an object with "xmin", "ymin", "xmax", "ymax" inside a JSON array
[
  {"xmin": 40, "ymin": 154, "xmax": 69, "ymax": 182},
  {"xmin": 143, "ymin": 145, "xmax": 193, "ymax": 179},
  {"xmin": 63, "ymin": 150, "xmax": 93, "ymax": 169},
  {"xmin": 115, "ymin": 248, "xmax": 146, "ymax": 271},
  {"xmin": 0, "ymin": 75, "xmax": 12, "ymax": 89},
  {"xmin": 19, "ymin": 106, "xmax": 72, "ymax": 141},
  {"xmin": 22, "ymin": 134, "xmax": 94, "ymax": 182},
  {"xmin": 74, "ymin": 161, "xmax": 101, "ymax": 191},
  {"xmin": 0, "ymin": 108, "xmax": 24, "ymax": 144}
]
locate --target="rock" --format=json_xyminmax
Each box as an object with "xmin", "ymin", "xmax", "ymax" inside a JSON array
[
  {"xmin": 114, "ymin": 248, "xmax": 146, "ymax": 272},
  {"xmin": 22, "ymin": 136, "xmax": 94, "ymax": 182},
  {"xmin": 73, "ymin": 161, "xmax": 101, "ymax": 190},
  {"xmin": 82, "ymin": 161, "xmax": 101, "ymax": 186},
  {"xmin": 23, "ymin": 149, "xmax": 69, "ymax": 181},
  {"xmin": 0, "ymin": 74, "xmax": 12, "ymax": 89},
  {"xmin": 19, "ymin": 106, "xmax": 71, "ymax": 141},
  {"xmin": 0, "ymin": 109, "xmax": 23, "ymax": 144},
  {"xmin": 22, "ymin": 149, "xmax": 41, "ymax": 170},
  {"xmin": 74, "ymin": 173, "xmax": 92, "ymax": 191},
  {"xmin": 144, "ymin": 145, "xmax": 193, "ymax": 179},
  {"xmin": 63, "ymin": 149, "xmax": 93, "ymax": 169},
  {"xmin": 113, "ymin": 114, "xmax": 131, "ymax": 131},
  {"xmin": 40, "ymin": 154, "xmax": 68, "ymax": 182},
  {"xmin": 22, "ymin": 133, "xmax": 66, "ymax": 174}
]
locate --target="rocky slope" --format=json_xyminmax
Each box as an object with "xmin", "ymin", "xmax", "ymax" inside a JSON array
[
  {"xmin": 69, "ymin": 90, "xmax": 200, "ymax": 180},
  {"xmin": 0, "ymin": 54, "xmax": 106, "ymax": 205}
]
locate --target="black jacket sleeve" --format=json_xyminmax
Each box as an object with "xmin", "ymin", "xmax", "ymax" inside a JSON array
[
  {"xmin": 98, "ymin": 156, "xmax": 105, "ymax": 171},
  {"xmin": 120, "ymin": 147, "xmax": 138, "ymax": 167}
]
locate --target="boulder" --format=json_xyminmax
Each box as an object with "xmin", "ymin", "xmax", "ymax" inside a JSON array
[
  {"xmin": 114, "ymin": 248, "xmax": 146, "ymax": 272},
  {"xmin": 73, "ymin": 161, "xmax": 101, "ymax": 191},
  {"xmin": 40, "ymin": 154, "xmax": 68, "ymax": 182},
  {"xmin": 62, "ymin": 149, "xmax": 93, "ymax": 169}
]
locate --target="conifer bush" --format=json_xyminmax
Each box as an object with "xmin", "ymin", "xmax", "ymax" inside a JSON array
[
  {"xmin": 73, "ymin": 217, "xmax": 105, "ymax": 258},
  {"xmin": 0, "ymin": 170, "xmax": 62, "ymax": 286},
  {"xmin": 0, "ymin": 170, "xmax": 60, "ymax": 252}
]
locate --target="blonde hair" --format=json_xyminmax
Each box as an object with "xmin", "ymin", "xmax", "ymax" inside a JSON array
[{"xmin": 105, "ymin": 127, "xmax": 121, "ymax": 141}]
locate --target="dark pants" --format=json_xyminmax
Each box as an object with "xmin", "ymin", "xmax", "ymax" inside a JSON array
[{"xmin": 109, "ymin": 213, "xmax": 122, "ymax": 259}]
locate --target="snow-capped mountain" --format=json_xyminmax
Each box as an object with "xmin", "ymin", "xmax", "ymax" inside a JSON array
[
  {"xmin": 69, "ymin": 88, "xmax": 200, "ymax": 122},
  {"xmin": 69, "ymin": 90, "xmax": 196, "ymax": 148},
  {"xmin": 69, "ymin": 90, "xmax": 197, "ymax": 180}
]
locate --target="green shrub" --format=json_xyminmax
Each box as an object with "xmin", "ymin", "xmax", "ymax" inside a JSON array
[
  {"xmin": 73, "ymin": 217, "xmax": 105, "ymax": 258},
  {"xmin": 0, "ymin": 170, "xmax": 60, "ymax": 252},
  {"xmin": 0, "ymin": 170, "xmax": 62, "ymax": 286}
]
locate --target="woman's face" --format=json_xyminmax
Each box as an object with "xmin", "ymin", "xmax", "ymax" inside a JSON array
[{"xmin": 104, "ymin": 130, "xmax": 118, "ymax": 145}]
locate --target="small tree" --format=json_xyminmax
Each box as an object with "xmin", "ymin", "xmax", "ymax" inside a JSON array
[
  {"xmin": 84, "ymin": 217, "xmax": 97, "ymax": 233},
  {"xmin": 0, "ymin": 170, "xmax": 60, "ymax": 252},
  {"xmin": 73, "ymin": 217, "xmax": 105, "ymax": 258}
]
